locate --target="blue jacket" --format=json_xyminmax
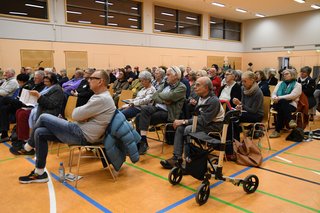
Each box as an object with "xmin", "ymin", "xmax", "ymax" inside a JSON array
[{"xmin": 104, "ymin": 110, "xmax": 140, "ymax": 171}]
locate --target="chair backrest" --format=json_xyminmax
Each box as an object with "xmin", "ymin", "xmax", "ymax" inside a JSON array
[
  {"xmin": 269, "ymin": 85, "xmax": 276, "ymax": 94},
  {"xmin": 118, "ymin": 90, "xmax": 134, "ymax": 109},
  {"xmin": 65, "ymin": 96, "xmax": 78, "ymax": 121},
  {"xmin": 262, "ymin": 96, "xmax": 271, "ymax": 124},
  {"xmin": 108, "ymin": 83, "xmax": 114, "ymax": 94}
]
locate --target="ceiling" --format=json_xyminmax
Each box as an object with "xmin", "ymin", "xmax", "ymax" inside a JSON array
[{"xmin": 153, "ymin": 0, "xmax": 320, "ymax": 21}]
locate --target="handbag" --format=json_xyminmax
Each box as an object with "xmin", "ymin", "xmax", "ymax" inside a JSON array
[{"xmin": 233, "ymin": 138, "xmax": 263, "ymax": 167}]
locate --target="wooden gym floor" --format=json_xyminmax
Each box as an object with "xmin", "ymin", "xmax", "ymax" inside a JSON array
[{"xmin": 0, "ymin": 117, "xmax": 319, "ymax": 213}]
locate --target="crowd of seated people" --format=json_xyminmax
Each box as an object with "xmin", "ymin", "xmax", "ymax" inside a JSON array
[{"xmin": 3, "ymin": 62, "xmax": 320, "ymax": 184}]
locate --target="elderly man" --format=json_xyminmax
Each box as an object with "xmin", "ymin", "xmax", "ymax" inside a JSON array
[
  {"xmin": 0, "ymin": 68, "xmax": 19, "ymax": 97},
  {"xmin": 208, "ymin": 65, "xmax": 221, "ymax": 96},
  {"xmin": 62, "ymin": 69, "xmax": 84, "ymax": 95},
  {"xmin": 135, "ymin": 66, "xmax": 186, "ymax": 154},
  {"xmin": 0, "ymin": 71, "xmax": 45, "ymax": 142},
  {"xmin": 160, "ymin": 77, "xmax": 225, "ymax": 169},
  {"xmin": 11, "ymin": 70, "xmax": 116, "ymax": 184}
]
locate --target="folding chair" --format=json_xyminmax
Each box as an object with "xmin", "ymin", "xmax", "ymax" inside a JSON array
[
  {"xmin": 118, "ymin": 90, "xmax": 134, "ymax": 109},
  {"xmin": 68, "ymin": 143, "xmax": 116, "ymax": 188},
  {"xmin": 240, "ymin": 96, "xmax": 272, "ymax": 150}
]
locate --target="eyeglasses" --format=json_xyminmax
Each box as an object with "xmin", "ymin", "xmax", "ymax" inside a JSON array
[
  {"xmin": 89, "ymin": 77, "xmax": 101, "ymax": 80},
  {"xmin": 283, "ymin": 73, "xmax": 290, "ymax": 76}
]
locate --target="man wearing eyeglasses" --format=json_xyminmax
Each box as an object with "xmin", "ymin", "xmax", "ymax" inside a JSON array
[
  {"xmin": 160, "ymin": 76, "xmax": 224, "ymax": 169},
  {"xmin": 13, "ymin": 70, "xmax": 116, "ymax": 184},
  {"xmin": 135, "ymin": 66, "xmax": 186, "ymax": 155}
]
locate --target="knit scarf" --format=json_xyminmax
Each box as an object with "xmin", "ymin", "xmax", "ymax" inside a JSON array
[
  {"xmin": 243, "ymin": 82, "xmax": 259, "ymax": 96},
  {"xmin": 276, "ymin": 80, "xmax": 296, "ymax": 96}
]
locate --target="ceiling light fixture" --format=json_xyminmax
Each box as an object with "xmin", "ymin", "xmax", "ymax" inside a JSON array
[
  {"xmin": 255, "ymin": 13, "xmax": 265, "ymax": 18},
  {"xmin": 95, "ymin": 0, "xmax": 105, "ymax": 4},
  {"xmin": 108, "ymin": 23, "xmax": 118, "ymax": 26},
  {"xmin": 130, "ymin": 25, "xmax": 138, "ymax": 28},
  {"xmin": 154, "ymin": 22, "xmax": 164, "ymax": 26},
  {"xmin": 210, "ymin": 21, "xmax": 216, "ymax": 24},
  {"xmin": 235, "ymin": 8, "xmax": 247, "ymax": 13},
  {"xmin": 25, "ymin": 3, "xmax": 44, "ymax": 9},
  {"xmin": 294, "ymin": 0, "xmax": 305, "ymax": 3},
  {"xmin": 161, "ymin": 12, "xmax": 174, "ymax": 16},
  {"xmin": 78, "ymin": 20, "xmax": 91, "ymax": 24},
  {"xmin": 311, "ymin": 4, "xmax": 320, "ymax": 9},
  {"xmin": 211, "ymin": 2, "xmax": 225, "ymax": 7},
  {"xmin": 131, "ymin": 7, "xmax": 138, "ymax": 10},
  {"xmin": 9, "ymin": 11, "xmax": 28, "ymax": 16},
  {"xmin": 67, "ymin": 10, "xmax": 82, "ymax": 15},
  {"xmin": 186, "ymin": 16, "xmax": 197, "ymax": 21},
  {"xmin": 128, "ymin": 18, "xmax": 138, "ymax": 21}
]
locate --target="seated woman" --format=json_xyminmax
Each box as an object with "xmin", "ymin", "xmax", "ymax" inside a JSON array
[
  {"xmin": 232, "ymin": 71, "xmax": 264, "ymax": 141},
  {"xmin": 269, "ymin": 69, "xmax": 302, "ymax": 138},
  {"xmin": 255, "ymin": 70, "xmax": 270, "ymax": 96},
  {"xmin": 112, "ymin": 68, "xmax": 129, "ymax": 108},
  {"xmin": 219, "ymin": 69, "xmax": 242, "ymax": 109},
  {"xmin": 120, "ymin": 71, "xmax": 156, "ymax": 119},
  {"xmin": 12, "ymin": 73, "xmax": 65, "ymax": 150}
]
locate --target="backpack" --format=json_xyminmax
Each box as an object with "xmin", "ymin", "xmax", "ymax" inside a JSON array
[
  {"xmin": 286, "ymin": 127, "xmax": 305, "ymax": 142},
  {"xmin": 233, "ymin": 138, "xmax": 263, "ymax": 167}
]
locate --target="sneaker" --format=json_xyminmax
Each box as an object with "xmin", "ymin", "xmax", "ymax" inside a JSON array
[
  {"xmin": 289, "ymin": 120, "xmax": 297, "ymax": 129},
  {"xmin": 19, "ymin": 170, "xmax": 49, "ymax": 184},
  {"xmin": 160, "ymin": 156, "xmax": 179, "ymax": 169},
  {"xmin": 11, "ymin": 140, "xmax": 24, "ymax": 149},
  {"xmin": 138, "ymin": 142, "xmax": 149, "ymax": 155},
  {"xmin": 9, "ymin": 146, "xmax": 35, "ymax": 155},
  {"xmin": 269, "ymin": 131, "xmax": 281, "ymax": 138}
]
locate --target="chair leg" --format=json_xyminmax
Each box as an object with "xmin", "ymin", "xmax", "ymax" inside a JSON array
[
  {"xmin": 98, "ymin": 147, "xmax": 116, "ymax": 182},
  {"xmin": 75, "ymin": 149, "xmax": 82, "ymax": 188},
  {"xmin": 265, "ymin": 130, "xmax": 271, "ymax": 150}
]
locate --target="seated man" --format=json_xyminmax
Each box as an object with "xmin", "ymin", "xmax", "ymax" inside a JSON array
[
  {"xmin": 135, "ymin": 66, "xmax": 186, "ymax": 154},
  {"xmin": 0, "ymin": 68, "xmax": 19, "ymax": 98},
  {"xmin": 160, "ymin": 77, "xmax": 225, "ymax": 169},
  {"xmin": 10, "ymin": 70, "xmax": 116, "ymax": 184}
]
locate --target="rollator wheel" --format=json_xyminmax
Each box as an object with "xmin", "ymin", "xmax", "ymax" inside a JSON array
[
  {"xmin": 168, "ymin": 167, "xmax": 183, "ymax": 185},
  {"xmin": 195, "ymin": 183, "xmax": 210, "ymax": 205},
  {"xmin": 243, "ymin": 175, "xmax": 259, "ymax": 194}
]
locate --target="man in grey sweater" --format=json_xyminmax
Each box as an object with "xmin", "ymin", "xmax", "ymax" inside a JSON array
[
  {"xmin": 11, "ymin": 70, "xmax": 116, "ymax": 184},
  {"xmin": 160, "ymin": 77, "xmax": 224, "ymax": 169}
]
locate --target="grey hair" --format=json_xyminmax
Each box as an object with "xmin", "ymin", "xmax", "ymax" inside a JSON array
[
  {"xmin": 44, "ymin": 67, "xmax": 53, "ymax": 72},
  {"xmin": 156, "ymin": 68, "xmax": 166, "ymax": 78},
  {"xmin": 203, "ymin": 76, "xmax": 213, "ymax": 91},
  {"xmin": 242, "ymin": 71, "xmax": 255, "ymax": 80},
  {"xmin": 75, "ymin": 69, "xmax": 84, "ymax": 77},
  {"xmin": 34, "ymin": 70, "xmax": 45, "ymax": 78},
  {"xmin": 6, "ymin": 68, "xmax": 15, "ymax": 75},
  {"xmin": 285, "ymin": 68, "xmax": 298, "ymax": 79},
  {"xmin": 225, "ymin": 69, "xmax": 238, "ymax": 77},
  {"xmin": 168, "ymin": 66, "xmax": 182, "ymax": 80},
  {"xmin": 196, "ymin": 69, "xmax": 208, "ymax": 77},
  {"xmin": 138, "ymin": 70, "xmax": 153, "ymax": 82},
  {"xmin": 179, "ymin": 65, "xmax": 186, "ymax": 73}
]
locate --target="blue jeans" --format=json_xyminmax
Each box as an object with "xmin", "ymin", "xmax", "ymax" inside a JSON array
[
  {"xmin": 120, "ymin": 107, "xmax": 141, "ymax": 119},
  {"xmin": 28, "ymin": 113, "xmax": 87, "ymax": 169}
]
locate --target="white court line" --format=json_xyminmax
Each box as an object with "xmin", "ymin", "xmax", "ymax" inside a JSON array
[
  {"xmin": 45, "ymin": 168, "xmax": 57, "ymax": 213},
  {"xmin": 275, "ymin": 156, "xmax": 292, "ymax": 163},
  {"xmin": 312, "ymin": 171, "xmax": 320, "ymax": 176}
]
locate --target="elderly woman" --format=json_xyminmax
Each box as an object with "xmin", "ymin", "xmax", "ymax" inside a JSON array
[
  {"xmin": 219, "ymin": 69, "xmax": 242, "ymax": 108},
  {"xmin": 120, "ymin": 71, "xmax": 156, "ymax": 119},
  {"xmin": 12, "ymin": 73, "xmax": 64, "ymax": 152},
  {"xmin": 112, "ymin": 68, "xmax": 129, "ymax": 107},
  {"xmin": 270, "ymin": 69, "xmax": 302, "ymax": 138},
  {"xmin": 267, "ymin": 68, "xmax": 278, "ymax": 86},
  {"xmin": 255, "ymin": 70, "xmax": 270, "ymax": 96},
  {"xmin": 231, "ymin": 71, "xmax": 264, "ymax": 145},
  {"xmin": 152, "ymin": 67, "xmax": 166, "ymax": 90}
]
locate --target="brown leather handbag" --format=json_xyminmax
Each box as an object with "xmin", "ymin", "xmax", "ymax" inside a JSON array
[{"xmin": 233, "ymin": 138, "xmax": 263, "ymax": 167}]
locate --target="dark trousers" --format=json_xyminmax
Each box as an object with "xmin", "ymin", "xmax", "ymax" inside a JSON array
[
  {"xmin": 273, "ymin": 99, "xmax": 296, "ymax": 132},
  {"xmin": 120, "ymin": 107, "xmax": 141, "ymax": 120},
  {"xmin": 0, "ymin": 98, "xmax": 24, "ymax": 133},
  {"xmin": 135, "ymin": 105, "xmax": 168, "ymax": 132}
]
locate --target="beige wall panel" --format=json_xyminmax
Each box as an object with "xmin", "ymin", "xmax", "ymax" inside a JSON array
[
  {"xmin": 92, "ymin": 53, "xmax": 109, "ymax": 69},
  {"xmin": 65, "ymin": 51, "xmax": 88, "ymax": 78},
  {"xmin": 207, "ymin": 56, "xmax": 224, "ymax": 69},
  {"xmin": 20, "ymin": 49, "xmax": 54, "ymax": 70},
  {"xmin": 109, "ymin": 54, "xmax": 125, "ymax": 69}
]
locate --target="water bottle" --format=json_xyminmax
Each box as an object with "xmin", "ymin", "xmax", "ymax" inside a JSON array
[{"xmin": 58, "ymin": 162, "xmax": 65, "ymax": 183}]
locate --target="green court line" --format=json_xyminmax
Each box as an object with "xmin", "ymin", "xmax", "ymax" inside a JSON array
[
  {"xmin": 125, "ymin": 162, "xmax": 252, "ymax": 213},
  {"xmin": 136, "ymin": 154, "xmax": 319, "ymax": 212},
  {"xmin": 270, "ymin": 159, "xmax": 320, "ymax": 173},
  {"xmin": 261, "ymin": 147, "xmax": 320, "ymax": 162},
  {"xmin": 256, "ymin": 190, "xmax": 319, "ymax": 212},
  {"xmin": 0, "ymin": 157, "xmax": 17, "ymax": 163}
]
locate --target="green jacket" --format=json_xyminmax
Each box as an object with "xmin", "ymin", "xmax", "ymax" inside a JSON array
[{"xmin": 152, "ymin": 81, "xmax": 186, "ymax": 121}]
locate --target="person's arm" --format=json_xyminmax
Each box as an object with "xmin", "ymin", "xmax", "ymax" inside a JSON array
[
  {"xmin": 278, "ymin": 83, "xmax": 302, "ymax": 101},
  {"xmin": 302, "ymin": 78, "xmax": 316, "ymax": 97},
  {"xmin": 242, "ymin": 91, "xmax": 263, "ymax": 114},
  {"xmin": 0, "ymin": 80, "xmax": 18, "ymax": 96},
  {"xmin": 37, "ymin": 86, "xmax": 64, "ymax": 109},
  {"xmin": 132, "ymin": 87, "xmax": 156, "ymax": 106},
  {"xmin": 158, "ymin": 83, "xmax": 186, "ymax": 102}
]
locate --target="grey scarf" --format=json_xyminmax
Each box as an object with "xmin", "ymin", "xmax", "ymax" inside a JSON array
[{"xmin": 243, "ymin": 82, "xmax": 259, "ymax": 96}]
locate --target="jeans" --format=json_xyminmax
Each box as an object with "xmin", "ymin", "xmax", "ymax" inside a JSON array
[
  {"xmin": 120, "ymin": 107, "xmax": 141, "ymax": 120},
  {"xmin": 135, "ymin": 105, "xmax": 168, "ymax": 132},
  {"xmin": 28, "ymin": 113, "xmax": 87, "ymax": 169}
]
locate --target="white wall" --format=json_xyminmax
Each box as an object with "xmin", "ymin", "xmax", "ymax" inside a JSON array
[
  {"xmin": 0, "ymin": 0, "xmax": 244, "ymax": 52},
  {"xmin": 243, "ymin": 10, "xmax": 320, "ymax": 52}
]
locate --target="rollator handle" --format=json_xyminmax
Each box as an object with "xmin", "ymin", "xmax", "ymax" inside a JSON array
[{"xmin": 223, "ymin": 110, "xmax": 241, "ymax": 124}]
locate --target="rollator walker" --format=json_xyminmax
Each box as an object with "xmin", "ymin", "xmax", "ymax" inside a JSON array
[{"xmin": 168, "ymin": 109, "xmax": 259, "ymax": 205}]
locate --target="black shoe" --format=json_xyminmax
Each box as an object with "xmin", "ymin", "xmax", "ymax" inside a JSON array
[
  {"xmin": 11, "ymin": 140, "xmax": 24, "ymax": 149},
  {"xmin": 19, "ymin": 170, "xmax": 49, "ymax": 184},
  {"xmin": 138, "ymin": 143, "xmax": 149, "ymax": 155},
  {"xmin": 0, "ymin": 136, "xmax": 10, "ymax": 143},
  {"xmin": 9, "ymin": 146, "xmax": 35, "ymax": 155},
  {"xmin": 160, "ymin": 156, "xmax": 179, "ymax": 169}
]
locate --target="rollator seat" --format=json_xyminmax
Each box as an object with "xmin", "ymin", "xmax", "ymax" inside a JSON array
[{"xmin": 189, "ymin": 132, "xmax": 221, "ymax": 145}]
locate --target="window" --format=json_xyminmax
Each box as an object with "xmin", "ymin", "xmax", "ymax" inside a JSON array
[
  {"xmin": 0, "ymin": 0, "xmax": 48, "ymax": 20},
  {"xmin": 210, "ymin": 17, "xmax": 241, "ymax": 41},
  {"xmin": 154, "ymin": 6, "xmax": 201, "ymax": 36},
  {"xmin": 66, "ymin": 0, "xmax": 142, "ymax": 30}
]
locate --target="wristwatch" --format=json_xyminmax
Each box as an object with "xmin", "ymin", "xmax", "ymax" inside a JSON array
[{"xmin": 182, "ymin": 120, "xmax": 187, "ymax": 125}]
